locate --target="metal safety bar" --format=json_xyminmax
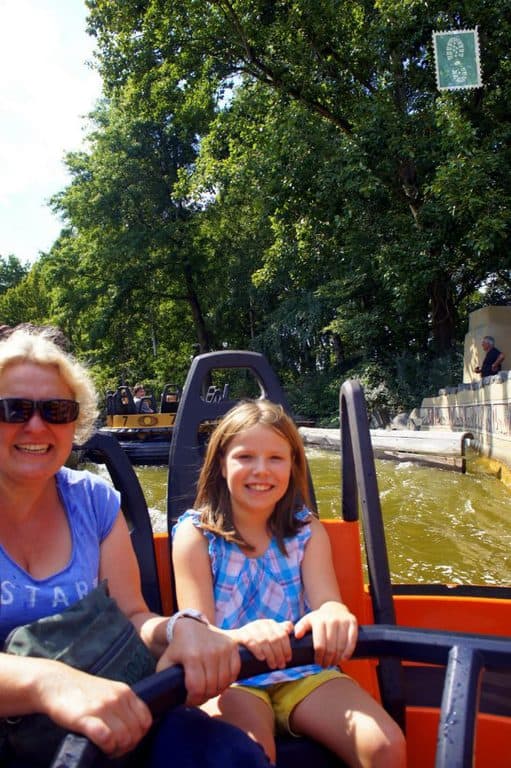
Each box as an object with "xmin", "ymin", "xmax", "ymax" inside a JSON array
[
  {"xmin": 51, "ymin": 625, "xmax": 511, "ymax": 768},
  {"xmin": 340, "ymin": 379, "xmax": 406, "ymax": 726}
]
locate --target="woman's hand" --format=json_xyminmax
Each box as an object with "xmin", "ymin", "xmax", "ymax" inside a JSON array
[
  {"xmin": 158, "ymin": 618, "xmax": 241, "ymax": 706},
  {"xmin": 228, "ymin": 619, "xmax": 294, "ymax": 670},
  {"xmin": 36, "ymin": 660, "xmax": 152, "ymax": 757},
  {"xmin": 294, "ymin": 601, "xmax": 358, "ymax": 667}
]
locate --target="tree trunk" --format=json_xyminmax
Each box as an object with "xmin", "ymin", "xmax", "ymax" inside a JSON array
[
  {"xmin": 429, "ymin": 277, "xmax": 456, "ymax": 353},
  {"xmin": 183, "ymin": 262, "xmax": 211, "ymax": 353},
  {"xmin": 330, "ymin": 333, "xmax": 344, "ymax": 367}
]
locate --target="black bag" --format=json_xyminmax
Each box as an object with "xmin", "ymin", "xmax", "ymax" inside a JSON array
[{"xmin": 1, "ymin": 581, "xmax": 156, "ymax": 767}]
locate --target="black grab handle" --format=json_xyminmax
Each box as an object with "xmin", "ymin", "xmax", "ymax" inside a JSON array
[
  {"xmin": 49, "ymin": 635, "xmax": 317, "ymax": 768},
  {"xmin": 50, "ymin": 626, "xmax": 511, "ymax": 768}
]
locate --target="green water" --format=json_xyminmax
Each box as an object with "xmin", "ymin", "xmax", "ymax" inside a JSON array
[
  {"xmin": 89, "ymin": 450, "xmax": 511, "ymax": 586},
  {"xmin": 306, "ymin": 449, "xmax": 511, "ymax": 586}
]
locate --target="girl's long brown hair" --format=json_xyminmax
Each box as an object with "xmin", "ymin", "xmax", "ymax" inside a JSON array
[{"xmin": 194, "ymin": 399, "xmax": 312, "ymax": 554}]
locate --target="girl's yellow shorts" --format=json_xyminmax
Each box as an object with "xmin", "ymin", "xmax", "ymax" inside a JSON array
[{"xmin": 234, "ymin": 668, "xmax": 348, "ymax": 735}]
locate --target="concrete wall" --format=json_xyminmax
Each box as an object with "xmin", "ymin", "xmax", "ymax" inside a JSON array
[
  {"xmin": 420, "ymin": 305, "xmax": 511, "ymax": 468},
  {"xmin": 419, "ymin": 371, "xmax": 511, "ymax": 467}
]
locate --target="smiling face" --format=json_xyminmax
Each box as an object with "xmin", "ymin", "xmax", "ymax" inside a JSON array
[
  {"xmin": 0, "ymin": 362, "xmax": 76, "ymax": 488},
  {"xmin": 220, "ymin": 423, "xmax": 292, "ymax": 523}
]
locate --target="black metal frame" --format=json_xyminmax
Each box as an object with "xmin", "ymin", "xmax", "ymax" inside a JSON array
[
  {"xmin": 77, "ymin": 432, "xmax": 162, "ymax": 614},
  {"xmin": 168, "ymin": 350, "xmax": 298, "ymax": 524},
  {"xmin": 339, "ymin": 379, "xmax": 511, "ymax": 759}
]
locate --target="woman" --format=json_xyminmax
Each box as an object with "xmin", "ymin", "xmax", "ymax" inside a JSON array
[{"xmin": 0, "ymin": 327, "xmax": 270, "ymax": 767}]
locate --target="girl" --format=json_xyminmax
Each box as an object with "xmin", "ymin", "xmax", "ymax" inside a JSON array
[{"xmin": 172, "ymin": 399, "xmax": 406, "ymax": 768}]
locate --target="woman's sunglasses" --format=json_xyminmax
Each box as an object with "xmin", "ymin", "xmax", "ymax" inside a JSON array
[{"xmin": 0, "ymin": 398, "xmax": 80, "ymax": 424}]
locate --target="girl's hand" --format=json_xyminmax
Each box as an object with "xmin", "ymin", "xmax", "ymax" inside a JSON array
[
  {"xmin": 294, "ymin": 601, "xmax": 358, "ymax": 667},
  {"xmin": 230, "ymin": 619, "xmax": 294, "ymax": 670}
]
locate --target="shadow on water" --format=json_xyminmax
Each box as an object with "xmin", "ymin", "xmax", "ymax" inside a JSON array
[{"xmin": 88, "ymin": 447, "xmax": 511, "ymax": 587}]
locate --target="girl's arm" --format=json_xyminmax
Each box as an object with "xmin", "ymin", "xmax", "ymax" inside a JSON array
[
  {"xmin": 171, "ymin": 516, "xmax": 217, "ymax": 622},
  {"xmin": 295, "ymin": 516, "xmax": 358, "ymax": 666}
]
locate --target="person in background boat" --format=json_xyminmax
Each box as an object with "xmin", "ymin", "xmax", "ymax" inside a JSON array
[
  {"xmin": 172, "ymin": 400, "xmax": 406, "ymax": 768},
  {"xmin": 133, "ymin": 383, "xmax": 154, "ymax": 413},
  {"xmin": 0, "ymin": 328, "xmax": 272, "ymax": 768},
  {"xmin": 475, "ymin": 336, "xmax": 505, "ymax": 378}
]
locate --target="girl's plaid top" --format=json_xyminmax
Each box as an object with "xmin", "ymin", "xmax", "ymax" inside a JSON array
[{"xmin": 173, "ymin": 508, "xmax": 333, "ymax": 687}]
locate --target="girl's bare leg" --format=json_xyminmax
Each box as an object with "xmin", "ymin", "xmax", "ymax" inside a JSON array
[
  {"xmin": 290, "ymin": 677, "xmax": 406, "ymax": 768},
  {"xmin": 201, "ymin": 687, "xmax": 277, "ymax": 764}
]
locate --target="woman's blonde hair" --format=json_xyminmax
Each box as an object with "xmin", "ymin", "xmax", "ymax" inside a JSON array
[
  {"xmin": 195, "ymin": 399, "xmax": 313, "ymax": 553},
  {"xmin": 0, "ymin": 327, "xmax": 98, "ymax": 443}
]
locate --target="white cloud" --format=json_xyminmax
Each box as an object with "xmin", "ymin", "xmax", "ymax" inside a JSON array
[{"xmin": 0, "ymin": 0, "xmax": 102, "ymax": 263}]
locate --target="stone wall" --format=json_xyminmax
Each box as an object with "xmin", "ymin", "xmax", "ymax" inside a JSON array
[
  {"xmin": 419, "ymin": 306, "xmax": 511, "ymax": 469},
  {"xmin": 419, "ymin": 370, "xmax": 511, "ymax": 468}
]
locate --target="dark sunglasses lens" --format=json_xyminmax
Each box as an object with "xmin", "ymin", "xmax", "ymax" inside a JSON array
[
  {"xmin": 41, "ymin": 400, "xmax": 80, "ymax": 424},
  {"xmin": 1, "ymin": 399, "xmax": 34, "ymax": 422},
  {"xmin": 0, "ymin": 399, "xmax": 79, "ymax": 424}
]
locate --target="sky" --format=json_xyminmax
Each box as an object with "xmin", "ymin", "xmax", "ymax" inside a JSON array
[{"xmin": 0, "ymin": 0, "xmax": 102, "ymax": 265}]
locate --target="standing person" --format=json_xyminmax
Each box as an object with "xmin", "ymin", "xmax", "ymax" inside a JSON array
[
  {"xmin": 475, "ymin": 336, "xmax": 505, "ymax": 378},
  {"xmin": 172, "ymin": 400, "xmax": 406, "ymax": 767},
  {"xmin": 133, "ymin": 383, "xmax": 154, "ymax": 413},
  {"xmin": 0, "ymin": 328, "xmax": 271, "ymax": 768}
]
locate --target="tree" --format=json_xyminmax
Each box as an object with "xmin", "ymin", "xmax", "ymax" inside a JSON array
[
  {"xmin": 86, "ymin": 0, "xmax": 511, "ymax": 356},
  {"xmin": 0, "ymin": 254, "xmax": 28, "ymax": 295},
  {"xmin": 49, "ymin": 96, "xmax": 217, "ymax": 372},
  {"xmin": 0, "ymin": 257, "xmax": 52, "ymax": 327}
]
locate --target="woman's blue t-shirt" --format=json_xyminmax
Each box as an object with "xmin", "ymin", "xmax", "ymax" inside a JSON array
[{"xmin": 0, "ymin": 467, "xmax": 120, "ymax": 645}]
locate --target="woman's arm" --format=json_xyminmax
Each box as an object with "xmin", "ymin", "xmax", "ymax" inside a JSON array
[
  {"xmin": 0, "ymin": 652, "xmax": 151, "ymax": 757},
  {"xmin": 295, "ymin": 517, "xmax": 358, "ymax": 665},
  {"xmin": 100, "ymin": 511, "xmax": 241, "ymax": 704},
  {"xmin": 98, "ymin": 510, "xmax": 169, "ymax": 653}
]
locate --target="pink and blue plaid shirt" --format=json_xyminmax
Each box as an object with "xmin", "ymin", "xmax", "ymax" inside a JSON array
[{"xmin": 173, "ymin": 508, "xmax": 329, "ymax": 687}]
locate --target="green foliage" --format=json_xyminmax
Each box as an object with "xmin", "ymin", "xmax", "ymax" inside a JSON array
[
  {"xmin": 0, "ymin": 255, "xmax": 28, "ymax": 294},
  {"xmin": 13, "ymin": 0, "xmax": 511, "ymax": 423},
  {"xmin": 0, "ymin": 260, "xmax": 52, "ymax": 327},
  {"xmin": 47, "ymin": 92, "xmax": 218, "ymax": 379},
  {"xmin": 284, "ymin": 369, "xmax": 342, "ymax": 427},
  {"xmin": 393, "ymin": 348, "xmax": 465, "ymax": 410}
]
